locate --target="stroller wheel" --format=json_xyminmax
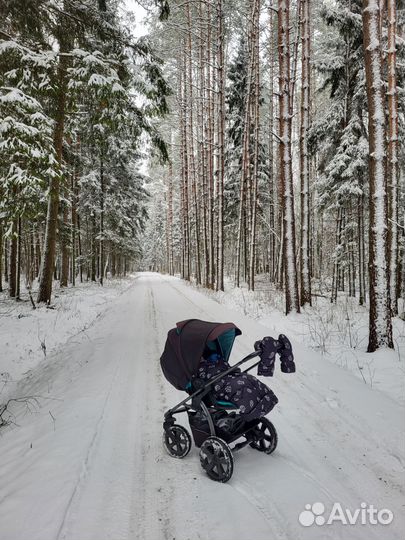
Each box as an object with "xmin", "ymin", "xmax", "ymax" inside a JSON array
[
  {"xmin": 163, "ymin": 425, "xmax": 192, "ymax": 458},
  {"xmin": 199, "ymin": 436, "xmax": 234, "ymax": 483},
  {"xmin": 249, "ymin": 418, "xmax": 278, "ymax": 454}
]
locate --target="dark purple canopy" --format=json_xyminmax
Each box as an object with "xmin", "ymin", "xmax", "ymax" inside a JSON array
[{"xmin": 160, "ymin": 319, "xmax": 242, "ymax": 391}]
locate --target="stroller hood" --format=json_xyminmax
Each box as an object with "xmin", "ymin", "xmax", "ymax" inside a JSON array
[{"xmin": 160, "ymin": 319, "xmax": 242, "ymax": 391}]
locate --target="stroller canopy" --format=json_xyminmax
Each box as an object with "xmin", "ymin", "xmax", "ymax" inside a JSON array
[{"xmin": 160, "ymin": 319, "xmax": 242, "ymax": 391}]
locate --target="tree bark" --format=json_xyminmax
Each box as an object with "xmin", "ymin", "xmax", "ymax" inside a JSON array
[
  {"xmin": 60, "ymin": 200, "xmax": 69, "ymax": 287},
  {"xmin": 278, "ymin": 0, "xmax": 300, "ymax": 314},
  {"xmin": 362, "ymin": 0, "xmax": 393, "ymax": 351},
  {"xmin": 16, "ymin": 216, "xmax": 21, "ymax": 300},
  {"xmin": 0, "ymin": 221, "xmax": 3, "ymax": 292},
  {"xmin": 216, "ymin": 0, "xmax": 225, "ymax": 291},
  {"xmin": 9, "ymin": 219, "xmax": 17, "ymax": 298},
  {"xmin": 299, "ymin": 0, "xmax": 311, "ymax": 306},
  {"xmin": 99, "ymin": 153, "xmax": 105, "ymax": 286},
  {"xmin": 387, "ymin": 0, "xmax": 399, "ymax": 315},
  {"xmin": 248, "ymin": 0, "xmax": 261, "ymax": 291}
]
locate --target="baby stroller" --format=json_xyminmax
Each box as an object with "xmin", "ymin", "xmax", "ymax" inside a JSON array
[{"xmin": 160, "ymin": 319, "xmax": 279, "ymax": 483}]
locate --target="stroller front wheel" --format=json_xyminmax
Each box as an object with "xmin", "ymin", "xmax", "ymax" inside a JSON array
[
  {"xmin": 200, "ymin": 436, "xmax": 234, "ymax": 483},
  {"xmin": 249, "ymin": 418, "xmax": 278, "ymax": 454},
  {"xmin": 163, "ymin": 425, "xmax": 192, "ymax": 458}
]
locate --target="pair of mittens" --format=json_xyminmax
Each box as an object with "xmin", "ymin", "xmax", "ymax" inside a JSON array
[
  {"xmin": 278, "ymin": 334, "xmax": 296, "ymax": 373},
  {"xmin": 254, "ymin": 336, "xmax": 280, "ymax": 376}
]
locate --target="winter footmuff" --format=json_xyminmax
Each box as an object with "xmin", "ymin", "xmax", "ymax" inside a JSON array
[
  {"xmin": 197, "ymin": 359, "xmax": 278, "ymax": 421},
  {"xmin": 212, "ymin": 373, "xmax": 278, "ymax": 421}
]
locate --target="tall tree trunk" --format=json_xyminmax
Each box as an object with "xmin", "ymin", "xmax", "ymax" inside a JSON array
[
  {"xmin": 4, "ymin": 237, "xmax": 8, "ymax": 284},
  {"xmin": 91, "ymin": 214, "xmax": 97, "ymax": 282},
  {"xmin": 236, "ymin": 5, "xmax": 255, "ymax": 287},
  {"xmin": 362, "ymin": 0, "xmax": 393, "ymax": 351},
  {"xmin": 179, "ymin": 58, "xmax": 190, "ymax": 281},
  {"xmin": 16, "ymin": 216, "xmax": 21, "ymax": 300},
  {"xmin": 387, "ymin": 0, "xmax": 399, "ymax": 315},
  {"xmin": 358, "ymin": 195, "xmax": 366, "ymax": 305},
  {"xmin": 37, "ymin": 17, "xmax": 71, "ymax": 303},
  {"xmin": 248, "ymin": 0, "xmax": 261, "ymax": 291},
  {"xmin": 71, "ymin": 170, "xmax": 77, "ymax": 286},
  {"xmin": 299, "ymin": 0, "xmax": 311, "ymax": 306},
  {"xmin": 60, "ymin": 200, "xmax": 69, "ymax": 287},
  {"xmin": 206, "ymin": 0, "xmax": 215, "ymax": 288},
  {"xmin": 9, "ymin": 219, "xmax": 17, "ymax": 298},
  {"xmin": 185, "ymin": 0, "xmax": 201, "ymax": 285},
  {"xmin": 216, "ymin": 0, "xmax": 225, "ymax": 291},
  {"xmin": 268, "ymin": 0, "xmax": 277, "ymax": 282},
  {"xmin": 0, "ymin": 221, "xmax": 3, "ymax": 292},
  {"xmin": 99, "ymin": 153, "xmax": 105, "ymax": 286},
  {"xmin": 278, "ymin": 0, "xmax": 300, "ymax": 314},
  {"xmin": 77, "ymin": 213, "xmax": 83, "ymax": 283},
  {"xmin": 166, "ymin": 158, "xmax": 174, "ymax": 276},
  {"xmin": 198, "ymin": 0, "xmax": 209, "ymax": 286}
]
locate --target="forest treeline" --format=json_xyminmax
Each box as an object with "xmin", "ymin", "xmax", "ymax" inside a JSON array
[
  {"xmin": 142, "ymin": 0, "xmax": 405, "ymax": 352},
  {"xmin": 0, "ymin": 0, "xmax": 169, "ymax": 302},
  {"xmin": 0, "ymin": 0, "xmax": 404, "ymax": 353}
]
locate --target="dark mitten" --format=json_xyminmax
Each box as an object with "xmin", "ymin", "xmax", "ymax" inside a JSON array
[
  {"xmin": 278, "ymin": 334, "xmax": 296, "ymax": 373},
  {"xmin": 255, "ymin": 336, "xmax": 280, "ymax": 376}
]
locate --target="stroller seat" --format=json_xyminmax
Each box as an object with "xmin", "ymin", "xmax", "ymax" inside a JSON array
[{"xmin": 187, "ymin": 377, "xmax": 238, "ymax": 410}]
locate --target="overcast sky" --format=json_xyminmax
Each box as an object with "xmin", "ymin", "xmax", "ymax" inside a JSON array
[{"xmin": 122, "ymin": 1, "xmax": 148, "ymax": 38}]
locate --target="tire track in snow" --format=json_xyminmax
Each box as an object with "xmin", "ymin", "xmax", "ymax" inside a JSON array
[
  {"xmin": 130, "ymin": 285, "xmax": 173, "ymax": 540},
  {"xmin": 56, "ymin": 355, "xmax": 122, "ymax": 540}
]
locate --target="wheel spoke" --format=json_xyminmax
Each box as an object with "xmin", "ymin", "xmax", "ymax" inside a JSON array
[
  {"xmin": 216, "ymin": 462, "xmax": 226, "ymax": 476},
  {"xmin": 205, "ymin": 458, "xmax": 216, "ymax": 472}
]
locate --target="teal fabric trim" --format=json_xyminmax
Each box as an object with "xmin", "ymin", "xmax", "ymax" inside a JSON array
[
  {"xmin": 217, "ymin": 329, "xmax": 236, "ymax": 361},
  {"xmin": 206, "ymin": 340, "xmax": 217, "ymax": 352},
  {"xmin": 216, "ymin": 400, "xmax": 237, "ymax": 408}
]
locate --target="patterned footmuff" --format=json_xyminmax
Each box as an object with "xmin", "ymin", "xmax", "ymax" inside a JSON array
[{"xmin": 196, "ymin": 359, "xmax": 278, "ymax": 421}]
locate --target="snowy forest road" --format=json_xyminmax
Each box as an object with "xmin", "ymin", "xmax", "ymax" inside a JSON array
[{"xmin": 0, "ymin": 273, "xmax": 404, "ymax": 540}]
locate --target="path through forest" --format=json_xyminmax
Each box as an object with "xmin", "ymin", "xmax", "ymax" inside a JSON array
[{"xmin": 0, "ymin": 273, "xmax": 403, "ymax": 540}]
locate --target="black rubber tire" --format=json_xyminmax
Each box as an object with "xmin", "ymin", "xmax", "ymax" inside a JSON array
[
  {"xmin": 249, "ymin": 418, "xmax": 278, "ymax": 455},
  {"xmin": 199, "ymin": 436, "xmax": 234, "ymax": 483},
  {"xmin": 163, "ymin": 425, "xmax": 192, "ymax": 459}
]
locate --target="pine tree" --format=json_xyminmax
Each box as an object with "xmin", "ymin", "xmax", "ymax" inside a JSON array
[{"xmin": 309, "ymin": 0, "xmax": 368, "ymax": 304}]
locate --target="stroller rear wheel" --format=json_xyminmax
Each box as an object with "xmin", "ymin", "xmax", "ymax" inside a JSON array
[
  {"xmin": 200, "ymin": 436, "xmax": 234, "ymax": 483},
  {"xmin": 163, "ymin": 425, "xmax": 192, "ymax": 458},
  {"xmin": 249, "ymin": 418, "xmax": 278, "ymax": 454}
]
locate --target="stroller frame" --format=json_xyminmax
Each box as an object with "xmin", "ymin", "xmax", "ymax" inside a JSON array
[
  {"xmin": 164, "ymin": 351, "xmax": 260, "ymax": 432},
  {"xmin": 162, "ymin": 350, "xmax": 278, "ymax": 482}
]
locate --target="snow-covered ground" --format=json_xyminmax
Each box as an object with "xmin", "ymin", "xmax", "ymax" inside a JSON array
[
  {"xmin": 0, "ymin": 273, "xmax": 404, "ymax": 540},
  {"xmin": 0, "ymin": 277, "xmax": 135, "ymax": 393}
]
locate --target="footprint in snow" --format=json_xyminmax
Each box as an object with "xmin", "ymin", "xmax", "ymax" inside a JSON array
[{"xmin": 326, "ymin": 397, "xmax": 339, "ymax": 409}]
